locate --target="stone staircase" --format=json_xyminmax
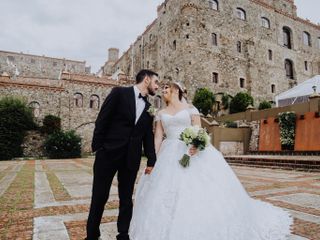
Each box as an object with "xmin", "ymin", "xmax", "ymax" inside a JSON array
[{"xmin": 225, "ymin": 155, "xmax": 320, "ymax": 172}]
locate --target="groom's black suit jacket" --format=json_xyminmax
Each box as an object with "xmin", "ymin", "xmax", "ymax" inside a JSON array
[{"xmin": 92, "ymin": 86, "xmax": 156, "ymax": 170}]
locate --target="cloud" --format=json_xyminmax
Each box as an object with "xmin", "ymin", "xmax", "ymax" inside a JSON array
[{"xmin": 0, "ymin": 0, "xmax": 318, "ymax": 73}]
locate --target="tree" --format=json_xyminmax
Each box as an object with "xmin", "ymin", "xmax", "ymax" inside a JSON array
[
  {"xmin": 229, "ymin": 92, "xmax": 254, "ymax": 114},
  {"xmin": 0, "ymin": 97, "xmax": 36, "ymax": 160},
  {"xmin": 192, "ymin": 88, "xmax": 215, "ymax": 116}
]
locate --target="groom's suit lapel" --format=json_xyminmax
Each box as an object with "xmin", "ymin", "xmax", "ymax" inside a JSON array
[{"xmin": 136, "ymin": 99, "xmax": 151, "ymax": 127}]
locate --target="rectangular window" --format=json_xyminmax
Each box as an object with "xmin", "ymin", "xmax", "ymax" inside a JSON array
[
  {"xmin": 240, "ymin": 78, "xmax": 245, "ymax": 88},
  {"xmin": 212, "ymin": 72, "xmax": 218, "ymax": 83},
  {"xmin": 212, "ymin": 33, "xmax": 217, "ymax": 46},
  {"xmin": 271, "ymin": 84, "xmax": 275, "ymax": 93},
  {"xmin": 304, "ymin": 61, "xmax": 308, "ymax": 71},
  {"xmin": 7, "ymin": 56, "xmax": 14, "ymax": 62},
  {"xmin": 268, "ymin": 50, "xmax": 273, "ymax": 61},
  {"xmin": 237, "ymin": 41, "xmax": 242, "ymax": 53}
]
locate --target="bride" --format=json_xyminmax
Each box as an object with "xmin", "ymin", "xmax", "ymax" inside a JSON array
[{"xmin": 129, "ymin": 82, "xmax": 292, "ymax": 240}]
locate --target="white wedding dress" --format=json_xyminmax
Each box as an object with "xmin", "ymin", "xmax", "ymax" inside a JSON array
[{"xmin": 129, "ymin": 107, "xmax": 292, "ymax": 240}]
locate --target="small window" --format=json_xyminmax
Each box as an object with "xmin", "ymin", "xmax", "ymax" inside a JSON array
[
  {"xmin": 209, "ymin": 0, "xmax": 218, "ymax": 11},
  {"xmin": 31, "ymin": 59, "xmax": 35, "ymax": 64},
  {"xmin": 212, "ymin": 72, "xmax": 219, "ymax": 83},
  {"xmin": 173, "ymin": 40, "xmax": 176, "ymax": 50},
  {"xmin": 240, "ymin": 78, "xmax": 245, "ymax": 88},
  {"xmin": 186, "ymin": 22, "xmax": 190, "ymax": 26},
  {"xmin": 74, "ymin": 93, "xmax": 83, "ymax": 108},
  {"xmin": 318, "ymin": 37, "xmax": 320, "ymax": 49},
  {"xmin": 285, "ymin": 59, "xmax": 294, "ymax": 79},
  {"xmin": 186, "ymin": 34, "xmax": 189, "ymax": 39},
  {"xmin": 271, "ymin": 84, "xmax": 276, "ymax": 93},
  {"xmin": 236, "ymin": 8, "xmax": 246, "ymax": 21},
  {"xmin": 237, "ymin": 41, "xmax": 242, "ymax": 53},
  {"xmin": 212, "ymin": 33, "xmax": 217, "ymax": 46},
  {"xmin": 7, "ymin": 56, "xmax": 14, "ymax": 62},
  {"xmin": 261, "ymin": 17, "xmax": 270, "ymax": 29},
  {"xmin": 303, "ymin": 31, "xmax": 311, "ymax": 46},
  {"xmin": 304, "ymin": 61, "xmax": 308, "ymax": 71},
  {"xmin": 89, "ymin": 95, "xmax": 100, "ymax": 109},
  {"xmin": 268, "ymin": 50, "xmax": 273, "ymax": 61},
  {"xmin": 53, "ymin": 62, "xmax": 57, "ymax": 67},
  {"xmin": 147, "ymin": 61, "xmax": 150, "ymax": 68}
]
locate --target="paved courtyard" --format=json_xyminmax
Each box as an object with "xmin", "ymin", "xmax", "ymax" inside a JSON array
[{"xmin": 0, "ymin": 159, "xmax": 319, "ymax": 240}]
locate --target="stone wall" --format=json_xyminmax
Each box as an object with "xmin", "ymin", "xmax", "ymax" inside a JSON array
[
  {"xmin": 22, "ymin": 131, "xmax": 46, "ymax": 158},
  {"xmin": 0, "ymin": 73, "xmax": 133, "ymax": 154},
  {"xmin": 105, "ymin": 0, "xmax": 320, "ymax": 104}
]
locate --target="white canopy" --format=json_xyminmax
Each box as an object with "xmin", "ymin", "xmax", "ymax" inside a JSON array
[{"xmin": 275, "ymin": 75, "xmax": 320, "ymax": 107}]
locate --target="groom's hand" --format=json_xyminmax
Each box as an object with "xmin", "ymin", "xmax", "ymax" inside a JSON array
[{"xmin": 145, "ymin": 167, "xmax": 153, "ymax": 175}]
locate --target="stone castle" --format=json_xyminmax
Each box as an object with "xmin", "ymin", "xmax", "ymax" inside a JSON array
[
  {"xmin": 1, "ymin": 0, "xmax": 320, "ymax": 154},
  {"xmin": 101, "ymin": 0, "xmax": 320, "ymax": 103},
  {"xmin": 0, "ymin": 51, "xmax": 133, "ymax": 153}
]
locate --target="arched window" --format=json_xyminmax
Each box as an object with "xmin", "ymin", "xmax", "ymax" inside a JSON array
[
  {"xmin": 209, "ymin": 0, "xmax": 218, "ymax": 11},
  {"xmin": 29, "ymin": 101, "xmax": 40, "ymax": 118},
  {"xmin": 261, "ymin": 17, "xmax": 270, "ymax": 29},
  {"xmin": 173, "ymin": 40, "xmax": 176, "ymax": 50},
  {"xmin": 285, "ymin": 59, "xmax": 294, "ymax": 79},
  {"xmin": 271, "ymin": 84, "xmax": 276, "ymax": 93},
  {"xmin": 283, "ymin": 27, "xmax": 292, "ymax": 49},
  {"xmin": 212, "ymin": 33, "xmax": 217, "ymax": 46},
  {"xmin": 236, "ymin": 8, "xmax": 246, "ymax": 21},
  {"xmin": 303, "ymin": 31, "xmax": 311, "ymax": 46},
  {"xmin": 89, "ymin": 95, "xmax": 100, "ymax": 109},
  {"xmin": 74, "ymin": 93, "xmax": 83, "ymax": 107}
]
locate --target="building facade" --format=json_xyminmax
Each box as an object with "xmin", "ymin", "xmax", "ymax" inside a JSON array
[
  {"xmin": 0, "ymin": 50, "xmax": 91, "ymax": 79},
  {"xmin": 0, "ymin": 72, "xmax": 133, "ymax": 153},
  {"xmin": 102, "ymin": 0, "xmax": 320, "ymax": 103}
]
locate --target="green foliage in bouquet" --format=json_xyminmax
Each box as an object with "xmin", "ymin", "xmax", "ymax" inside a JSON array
[
  {"xmin": 258, "ymin": 101, "xmax": 272, "ymax": 110},
  {"xmin": 42, "ymin": 115, "xmax": 61, "ymax": 134},
  {"xmin": 192, "ymin": 88, "xmax": 215, "ymax": 116},
  {"xmin": 44, "ymin": 130, "xmax": 81, "ymax": 159},
  {"xmin": 278, "ymin": 112, "xmax": 296, "ymax": 150},
  {"xmin": 0, "ymin": 97, "xmax": 37, "ymax": 160},
  {"xmin": 179, "ymin": 127, "xmax": 210, "ymax": 168},
  {"xmin": 229, "ymin": 92, "xmax": 254, "ymax": 114}
]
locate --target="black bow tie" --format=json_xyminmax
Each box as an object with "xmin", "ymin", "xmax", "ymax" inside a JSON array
[{"xmin": 139, "ymin": 93, "xmax": 148, "ymax": 102}]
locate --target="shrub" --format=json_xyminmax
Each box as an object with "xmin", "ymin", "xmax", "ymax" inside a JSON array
[
  {"xmin": 278, "ymin": 112, "xmax": 296, "ymax": 150},
  {"xmin": 224, "ymin": 121, "xmax": 238, "ymax": 128},
  {"xmin": 0, "ymin": 97, "xmax": 36, "ymax": 160},
  {"xmin": 192, "ymin": 88, "xmax": 215, "ymax": 116},
  {"xmin": 44, "ymin": 130, "xmax": 81, "ymax": 159},
  {"xmin": 229, "ymin": 92, "xmax": 254, "ymax": 114},
  {"xmin": 42, "ymin": 115, "xmax": 61, "ymax": 134},
  {"xmin": 221, "ymin": 93, "xmax": 232, "ymax": 109},
  {"xmin": 258, "ymin": 101, "xmax": 272, "ymax": 110}
]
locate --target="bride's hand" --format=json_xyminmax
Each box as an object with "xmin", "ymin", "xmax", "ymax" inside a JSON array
[
  {"xmin": 145, "ymin": 167, "xmax": 153, "ymax": 175},
  {"xmin": 189, "ymin": 145, "xmax": 198, "ymax": 156}
]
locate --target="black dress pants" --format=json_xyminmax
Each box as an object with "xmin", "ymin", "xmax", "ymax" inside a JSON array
[{"xmin": 86, "ymin": 148, "xmax": 138, "ymax": 240}]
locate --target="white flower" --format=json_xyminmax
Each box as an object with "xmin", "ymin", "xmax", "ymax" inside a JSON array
[{"xmin": 147, "ymin": 105, "xmax": 158, "ymax": 117}]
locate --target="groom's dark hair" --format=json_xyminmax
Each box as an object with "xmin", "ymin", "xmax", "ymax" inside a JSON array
[{"xmin": 136, "ymin": 69, "xmax": 158, "ymax": 84}]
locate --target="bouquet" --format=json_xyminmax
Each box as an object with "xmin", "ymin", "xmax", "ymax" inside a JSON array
[{"xmin": 179, "ymin": 126, "xmax": 210, "ymax": 168}]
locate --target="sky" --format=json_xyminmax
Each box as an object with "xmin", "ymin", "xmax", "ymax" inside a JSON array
[{"xmin": 0, "ymin": 0, "xmax": 319, "ymax": 73}]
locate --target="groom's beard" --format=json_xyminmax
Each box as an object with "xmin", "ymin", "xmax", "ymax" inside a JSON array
[{"xmin": 147, "ymin": 86, "xmax": 156, "ymax": 96}]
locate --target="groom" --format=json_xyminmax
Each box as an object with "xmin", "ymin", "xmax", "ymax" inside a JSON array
[{"xmin": 86, "ymin": 69, "xmax": 159, "ymax": 240}]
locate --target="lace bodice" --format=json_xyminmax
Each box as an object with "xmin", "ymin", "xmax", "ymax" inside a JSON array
[{"xmin": 155, "ymin": 107, "xmax": 200, "ymax": 139}]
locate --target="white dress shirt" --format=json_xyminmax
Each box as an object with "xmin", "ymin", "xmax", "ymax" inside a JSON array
[{"xmin": 133, "ymin": 85, "xmax": 146, "ymax": 124}]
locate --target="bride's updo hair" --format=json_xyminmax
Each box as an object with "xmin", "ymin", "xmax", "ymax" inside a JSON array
[{"xmin": 164, "ymin": 81, "xmax": 183, "ymax": 101}]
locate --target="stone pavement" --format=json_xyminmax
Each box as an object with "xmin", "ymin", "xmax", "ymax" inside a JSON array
[{"xmin": 0, "ymin": 158, "xmax": 319, "ymax": 240}]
